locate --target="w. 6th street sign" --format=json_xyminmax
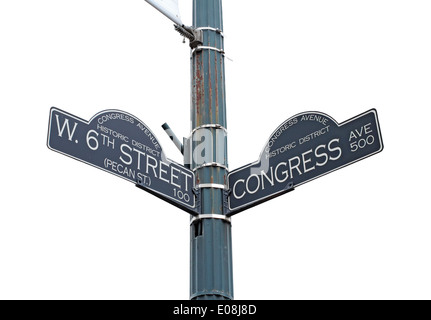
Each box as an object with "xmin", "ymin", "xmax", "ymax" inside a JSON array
[
  {"xmin": 47, "ymin": 107, "xmax": 196, "ymax": 213},
  {"xmin": 227, "ymin": 109, "xmax": 383, "ymax": 214}
]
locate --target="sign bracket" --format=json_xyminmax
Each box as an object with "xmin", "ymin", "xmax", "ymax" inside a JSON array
[
  {"xmin": 192, "ymin": 187, "xmax": 202, "ymax": 215},
  {"xmin": 174, "ymin": 24, "xmax": 203, "ymax": 48},
  {"xmin": 223, "ymin": 189, "xmax": 231, "ymax": 216}
]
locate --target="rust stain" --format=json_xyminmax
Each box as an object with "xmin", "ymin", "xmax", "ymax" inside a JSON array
[
  {"xmin": 194, "ymin": 53, "xmax": 204, "ymax": 127},
  {"xmin": 208, "ymin": 51, "xmax": 213, "ymax": 123},
  {"xmin": 220, "ymin": 55, "xmax": 224, "ymax": 124}
]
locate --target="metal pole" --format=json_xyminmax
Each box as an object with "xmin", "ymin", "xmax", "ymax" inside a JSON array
[{"xmin": 189, "ymin": 0, "xmax": 233, "ymax": 300}]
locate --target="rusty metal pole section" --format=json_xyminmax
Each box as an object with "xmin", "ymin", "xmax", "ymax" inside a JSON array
[{"xmin": 188, "ymin": 0, "xmax": 233, "ymax": 300}]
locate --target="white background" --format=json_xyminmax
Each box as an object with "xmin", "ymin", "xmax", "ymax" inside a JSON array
[{"xmin": 1, "ymin": 0, "xmax": 430, "ymax": 300}]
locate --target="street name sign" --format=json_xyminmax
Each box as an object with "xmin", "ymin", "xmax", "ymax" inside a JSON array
[
  {"xmin": 47, "ymin": 107, "xmax": 196, "ymax": 213},
  {"xmin": 227, "ymin": 109, "xmax": 383, "ymax": 214}
]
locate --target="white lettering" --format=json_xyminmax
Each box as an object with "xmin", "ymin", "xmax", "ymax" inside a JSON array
[
  {"xmin": 180, "ymin": 171, "xmax": 192, "ymax": 192},
  {"xmin": 55, "ymin": 115, "xmax": 78, "ymax": 141},
  {"xmin": 302, "ymin": 149, "xmax": 315, "ymax": 173},
  {"xmin": 275, "ymin": 162, "xmax": 289, "ymax": 183},
  {"xmin": 170, "ymin": 166, "xmax": 181, "ymax": 189},
  {"xmin": 328, "ymin": 138, "xmax": 342, "ymax": 161},
  {"xmin": 232, "ymin": 138, "xmax": 344, "ymax": 203},
  {"xmin": 120, "ymin": 144, "xmax": 133, "ymax": 165},
  {"xmin": 159, "ymin": 161, "xmax": 170, "ymax": 183},
  {"xmin": 146, "ymin": 154, "xmax": 158, "ymax": 177},
  {"xmin": 133, "ymin": 148, "xmax": 146, "ymax": 170},
  {"xmin": 246, "ymin": 174, "xmax": 260, "ymax": 194},
  {"xmin": 315, "ymin": 144, "xmax": 328, "ymax": 167},
  {"xmin": 261, "ymin": 167, "xmax": 274, "ymax": 190},
  {"xmin": 232, "ymin": 179, "xmax": 246, "ymax": 199},
  {"xmin": 288, "ymin": 156, "xmax": 302, "ymax": 178}
]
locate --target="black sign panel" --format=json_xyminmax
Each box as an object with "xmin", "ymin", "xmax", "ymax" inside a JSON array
[
  {"xmin": 47, "ymin": 107, "xmax": 195, "ymax": 211},
  {"xmin": 227, "ymin": 109, "xmax": 383, "ymax": 214}
]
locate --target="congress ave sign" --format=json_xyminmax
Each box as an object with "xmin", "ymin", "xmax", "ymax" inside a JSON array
[{"xmin": 227, "ymin": 109, "xmax": 383, "ymax": 214}]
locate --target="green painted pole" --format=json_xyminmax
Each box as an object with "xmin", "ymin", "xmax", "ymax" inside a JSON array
[{"xmin": 189, "ymin": 0, "xmax": 233, "ymax": 300}]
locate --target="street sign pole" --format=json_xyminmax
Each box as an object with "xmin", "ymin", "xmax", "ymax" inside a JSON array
[{"xmin": 189, "ymin": 0, "xmax": 233, "ymax": 300}]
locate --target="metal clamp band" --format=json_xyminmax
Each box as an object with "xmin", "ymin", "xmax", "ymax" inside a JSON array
[
  {"xmin": 192, "ymin": 162, "xmax": 228, "ymax": 172},
  {"xmin": 191, "ymin": 46, "xmax": 225, "ymax": 56},
  {"xmin": 197, "ymin": 183, "xmax": 227, "ymax": 190},
  {"xmin": 190, "ymin": 214, "xmax": 231, "ymax": 225},
  {"xmin": 194, "ymin": 27, "xmax": 224, "ymax": 37},
  {"xmin": 191, "ymin": 124, "xmax": 228, "ymax": 135}
]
